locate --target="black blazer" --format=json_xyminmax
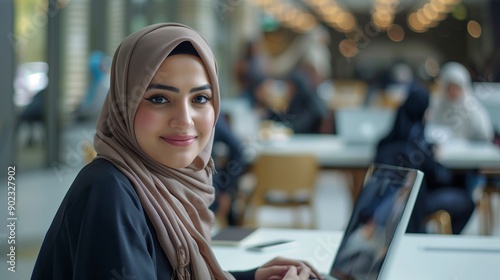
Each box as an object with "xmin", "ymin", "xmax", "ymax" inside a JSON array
[{"xmin": 31, "ymin": 158, "xmax": 256, "ymax": 279}]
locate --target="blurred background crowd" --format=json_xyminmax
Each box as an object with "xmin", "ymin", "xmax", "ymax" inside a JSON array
[{"xmin": 2, "ymin": 0, "xmax": 500, "ymax": 172}]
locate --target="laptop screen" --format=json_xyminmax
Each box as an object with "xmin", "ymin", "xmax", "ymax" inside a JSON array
[{"xmin": 329, "ymin": 164, "xmax": 421, "ymax": 280}]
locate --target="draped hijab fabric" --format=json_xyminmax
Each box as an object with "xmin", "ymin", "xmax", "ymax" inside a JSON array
[{"xmin": 93, "ymin": 23, "xmax": 234, "ymax": 279}]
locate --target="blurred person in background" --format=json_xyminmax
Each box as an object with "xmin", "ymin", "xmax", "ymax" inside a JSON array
[
  {"xmin": 14, "ymin": 62, "xmax": 49, "ymax": 147},
  {"xmin": 210, "ymin": 116, "xmax": 247, "ymax": 228},
  {"xmin": 428, "ymin": 62, "xmax": 495, "ymax": 201},
  {"xmin": 254, "ymin": 71, "xmax": 328, "ymax": 135},
  {"xmin": 31, "ymin": 23, "xmax": 320, "ymax": 280},
  {"xmin": 278, "ymin": 71, "xmax": 329, "ymax": 134},
  {"xmin": 234, "ymin": 39, "xmax": 270, "ymax": 107},
  {"xmin": 74, "ymin": 50, "xmax": 111, "ymax": 122},
  {"xmin": 374, "ymin": 84, "xmax": 475, "ymax": 234},
  {"xmin": 428, "ymin": 61, "xmax": 494, "ymax": 142},
  {"xmin": 364, "ymin": 62, "xmax": 416, "ymax": 109},
  {"xmin": 16, "ymin": 87, "xmax": 45, "ymax": 147}
]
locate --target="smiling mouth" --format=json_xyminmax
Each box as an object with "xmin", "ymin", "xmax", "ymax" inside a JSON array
[{"xmin": 160, "ymin": 136, "xmax": 196, "ymax": 147}]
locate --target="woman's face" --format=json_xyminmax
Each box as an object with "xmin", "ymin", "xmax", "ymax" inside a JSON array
[
  {"xmin": 445, "ymin": 82, "xmax": 462, "ymax": 101},
  {"xmin": 134, "ymin": 54, "xmax": 215, "ymax": 168}
]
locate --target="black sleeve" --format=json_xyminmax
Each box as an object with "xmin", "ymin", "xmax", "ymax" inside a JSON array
[
  {"xmin": 400, "ymin": 138, "xmax": 453, "ymax": 190},
  {"xmin": 68, "ymin": 175, "xmax": 158, "ymax": 280},
  {"xmin": 230, "ymin": 268, "xmax": 258, "ymax": 280},
  {"xmin": 31, "ymin": 160, "xmax": 165, "ymax": 280},
  {"xmin": 415, "ymin": 144, "xmax": 453, "ymax": 189}
]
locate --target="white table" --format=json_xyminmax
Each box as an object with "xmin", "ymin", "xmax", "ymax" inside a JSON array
[
  {"xmin": 252, "ymin": 134, "xmax": 373, "ymax": 168},
  {"xmin": 253, "ymin": 134, "xmax": 500, "ymax": 170},
  {"xmin": 212, "ymin": 228, "xmax": 342, "ymax": 273},
  {"xmin": 438, "ymin": 140, "xmax": 500, "ymax": 169},
  {"xmin": 212, "ymin": 228, "xmax": 500, "ymax": 280},
  {"xmin": 249, "ymin": 134, "xmax": 500, "ymax": 200}
]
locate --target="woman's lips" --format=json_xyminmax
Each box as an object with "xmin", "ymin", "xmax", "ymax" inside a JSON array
[{"xmin": 160, "ymin": 135, "xmax": 196, "ymax": 147}]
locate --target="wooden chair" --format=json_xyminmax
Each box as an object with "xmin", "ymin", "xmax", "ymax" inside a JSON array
[
  {"xmin": 478, "ymin": 169, "xmax": 500, "ymax": 235},
  {"xmin": 426, "ymin": 210, "xmax": 453, "ymax": 234},
  {"xmin": 245, "ymin": 153, "xmax": 319, "ymax": 229}
]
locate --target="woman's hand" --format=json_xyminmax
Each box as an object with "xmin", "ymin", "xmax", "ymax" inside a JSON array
[
  {"xmin": 254, "ymin": 256, "xmax": 322, "ymax": 280},
  {"xmin": 282, "ymin": 265, "xmax": 310, "ymax": 280}
]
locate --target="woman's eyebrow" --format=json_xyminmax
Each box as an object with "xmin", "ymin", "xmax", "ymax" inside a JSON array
[
  {"xmin": 147, "ymin": 84, "xmax": 180, "ymax": 93},
  {"xmin": 146, "ymin": 84, "xmax": 211, "ymax": 93},
  {"xmin": 190, "ymin": 84, "xmax": 212, "ymax": 93}
]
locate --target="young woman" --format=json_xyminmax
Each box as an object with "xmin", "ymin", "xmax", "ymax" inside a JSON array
[{"xmin": 31, "ymin": 23, "xmax": 320, "ymax": 280}]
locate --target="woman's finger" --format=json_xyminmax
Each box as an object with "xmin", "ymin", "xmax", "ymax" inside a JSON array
[
  {"xmin": 261, "ymin": 257, "xmax": 304, "ymax": 268},
  {"xmin": 298, "ymin": 260, "xmax": 322, "ymax": 279},
  {"xmin": 264, "ymin": 257, "xmax": 322, "ymax": 279},
  {"xmin": 298, "ymin": 266, "xmax": 311, "ymax": 278},
  {"xmin": 282, "ymin": 266, "xmax": 302, "ymax": 280},
  {"xmin": 284, "ymin": 265, "xmax": 298, "ymax": 276},
  {"xmin": 255, "ymin": 265, "xmax": 289, "ymax": 279}
]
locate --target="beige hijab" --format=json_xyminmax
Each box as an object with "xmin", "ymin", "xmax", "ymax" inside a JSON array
[{"xmin": 94, "ymin": 23, "xmax": 234, "ymax": 279}]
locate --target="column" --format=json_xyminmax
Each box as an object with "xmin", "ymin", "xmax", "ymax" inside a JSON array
[
  {"xmin": 177, "ymin": 0, "xmax": 216, "ymax": 45},
  {"xmin": 45, "ymin": 0, "xmax": 64, "ymax": 165},
  {"xmin": 107, "ymin": 0, "xmax": 127, "ymax": 54},
  {"xmin": 0, "ymin": 0, "xmax": 16, "ymax": 175},
  {"xmin": 60, "ymin": 0, "xmax": 90, "ymax": 112}
]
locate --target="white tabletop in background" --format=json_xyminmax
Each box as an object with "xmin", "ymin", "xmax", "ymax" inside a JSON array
[
  {"xmin": 212, "ymin": 228, "xmax": 500, "ymax": 280},
  {"xmin": 255, "ymin": 134, "xmax": 373, "ymax": 168},
  {"xmin": 438, "ymin": 139, "xmax": 500, "ymax": 169},
  {"xmin": 252, "ymin": 134, "xmax": 500, "ymax": 169}
]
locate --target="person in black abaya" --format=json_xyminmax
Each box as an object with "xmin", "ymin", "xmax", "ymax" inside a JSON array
[{"xmin": 374, "ymin": 83, "xmax": 475, "ymax": 234}]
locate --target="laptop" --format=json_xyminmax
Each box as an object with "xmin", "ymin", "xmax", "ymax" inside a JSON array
[
  {"xmin": 335, "ymin": 108, "xmax": 395, "ymax": 145},
  {"xmin": 320, "ymin": 164, "xmax": 423, "ymax": 280}
]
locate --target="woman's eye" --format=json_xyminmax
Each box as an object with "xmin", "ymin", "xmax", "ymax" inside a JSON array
[
  {"xmin": 193, "ymin": 95, "xmax": 211, "ymax": 104},
  {"xmin": 145, "ymin": 95, "xmax": 169, "ymax": 104}
]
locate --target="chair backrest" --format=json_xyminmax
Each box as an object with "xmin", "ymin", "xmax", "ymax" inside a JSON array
[
  {"xmin": 247, "ymin": 153, "xmax": 319, "ymax": 227},
  {"xmin": 253, "ymin": 153, "xmax": 318, "ymax": 198}
]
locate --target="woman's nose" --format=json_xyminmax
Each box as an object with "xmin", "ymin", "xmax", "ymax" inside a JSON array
[{"xmin": 170, "ymin": 102, "xmax": 194, "ymax": 129}]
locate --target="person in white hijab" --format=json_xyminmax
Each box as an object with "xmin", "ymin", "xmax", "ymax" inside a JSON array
[{"xmin": 429, "ymin": 61, "xmax": 494, "ymax": 142}]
